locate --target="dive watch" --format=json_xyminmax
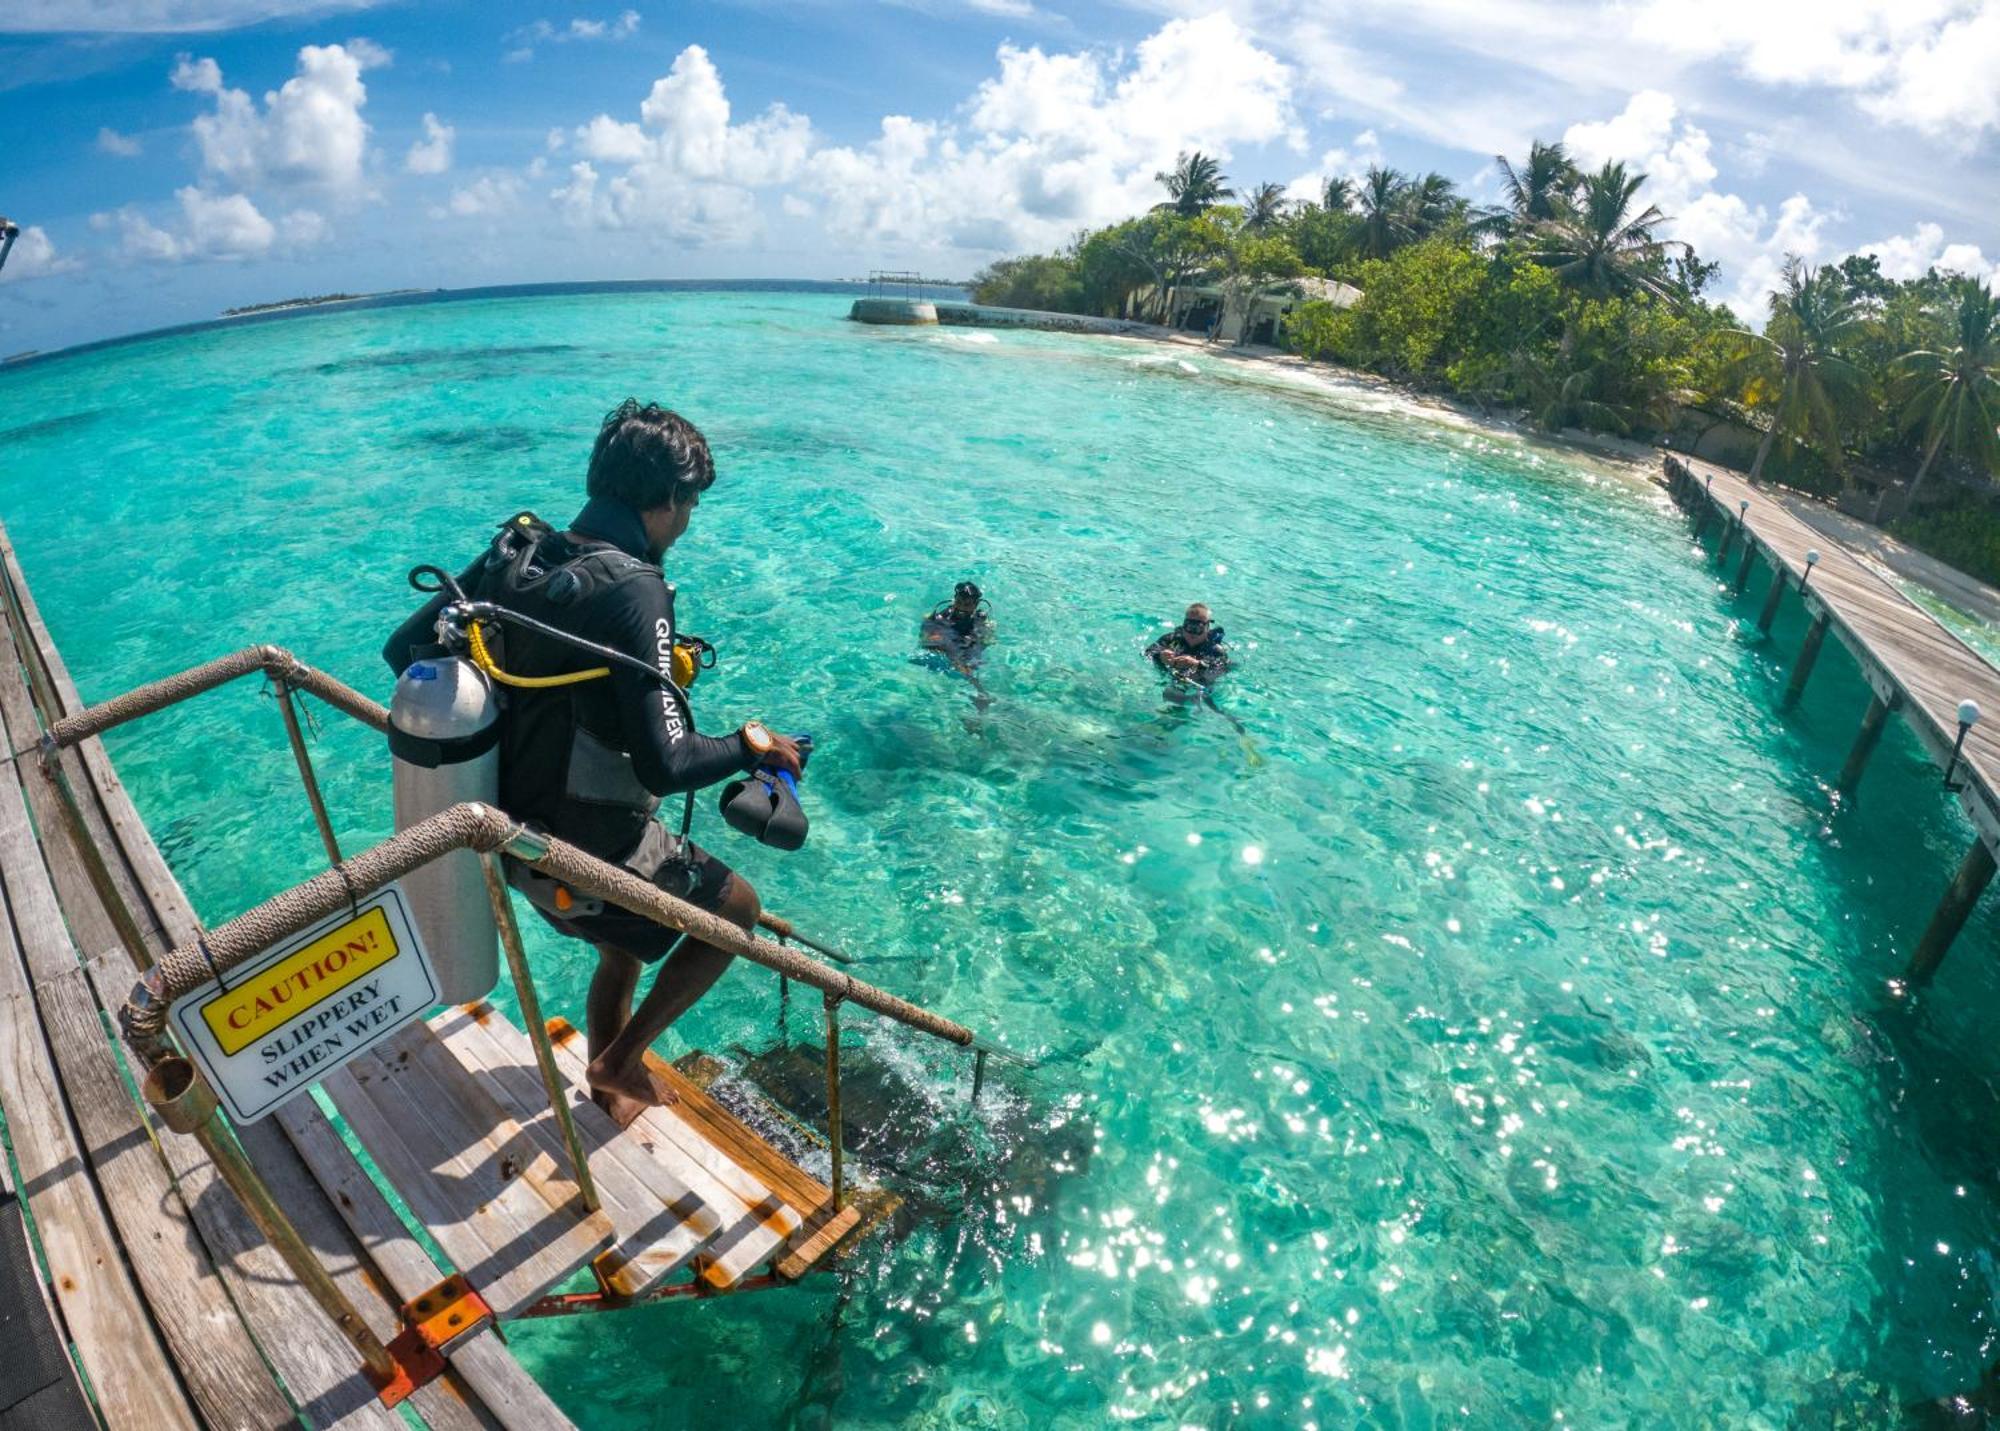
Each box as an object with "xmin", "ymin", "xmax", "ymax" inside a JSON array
[{"xmin": 741, "ymin": 721, "xmax": 776, "ymax": 759}]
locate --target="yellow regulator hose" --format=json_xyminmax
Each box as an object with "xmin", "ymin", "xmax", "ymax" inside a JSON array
[{"xmin": 467, "ymin": 620, "xmax": 610, "ymax": 688}]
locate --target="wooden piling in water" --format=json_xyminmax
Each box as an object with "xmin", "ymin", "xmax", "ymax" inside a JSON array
[
  {"xmin": 1665, "ymin": 455, "xmax": 2000, "ymax": 984},
  {"xmin": 1783, "ymin": 611, "xmax": 1830, "ymax": 710},
  {"xmin": 1734, "ymin": 541, "xmax": 1758, "ymax": 596},
  {"xmin": 1756, "ymin": 567, "xmax": 1788, "ymax": 634},
  {"xmin": 1837, "ymin": 691, "xmax": 1902, "ymax": 796},
  {"xmin": 1904, "ymin": 837, "xmax": 1999, "ymax": 986},
  {"xmin": 1715, "ymin": 516, "xmax": 1737, "ymax": 565}
]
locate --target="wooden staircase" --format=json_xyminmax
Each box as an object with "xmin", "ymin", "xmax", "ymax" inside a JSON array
[{"xmin": 287, "ymin": 1002, "xmax": 866, "ymax": 1318}]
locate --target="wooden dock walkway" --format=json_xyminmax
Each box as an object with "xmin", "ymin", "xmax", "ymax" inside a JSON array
[
  {"xmin": 1666, "ymin": 456, "xmax": 2000, "ymax": 978},
  {"xmin": 0, "ymin": 517, "xmax": 879, "ymax": 1427}
]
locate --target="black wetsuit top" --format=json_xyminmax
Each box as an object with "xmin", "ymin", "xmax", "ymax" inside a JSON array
[
  {"xmin": 384, "ymin": 496, "xmax": 750, "ymax": 860},
  {"xmin": 921, "ymin": 604, "xmax": 991, "ymax": 664},
  {"xmin": 1147, "ymin": 626, "xmax": 1231, "ymax": 685}
]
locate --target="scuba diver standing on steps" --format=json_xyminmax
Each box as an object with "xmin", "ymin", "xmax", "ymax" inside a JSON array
[{"xmin": 383, "ymin": 399, "xmax": 804, "ymax": 1122}]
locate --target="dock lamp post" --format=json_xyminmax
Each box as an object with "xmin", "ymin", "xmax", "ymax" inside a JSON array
[
  {"xmin": 1800, "ymin": 549, "xmax": 1821, "ymax": 592},
  {"xmin": 1944, "ymin": 699, "xmax": 1980, "ymax": 791}
]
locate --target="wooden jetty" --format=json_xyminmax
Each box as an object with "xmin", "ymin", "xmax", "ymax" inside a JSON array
[
  {"xmin": 0, "ymin": 516, "xmax": 967, "ymax": 1427},
  {"xmin": 1664, "ymin": 455, "xmax": 2000, "ymax": 982}
]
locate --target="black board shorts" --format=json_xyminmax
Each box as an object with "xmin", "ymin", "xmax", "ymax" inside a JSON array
[{"xmin": 522, "ymin": 837, "xmax": 738, "ymax": 962}]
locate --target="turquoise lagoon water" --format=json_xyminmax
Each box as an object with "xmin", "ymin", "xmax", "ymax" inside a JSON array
[{"xmin": 4, "ymin": 288, "xmax": 2000, "ymax": 1427}]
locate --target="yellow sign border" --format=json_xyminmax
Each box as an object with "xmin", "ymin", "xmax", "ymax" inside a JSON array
[{"xmin": 199, "ymin": 905, "xmax": 400, "ymax": 1055}]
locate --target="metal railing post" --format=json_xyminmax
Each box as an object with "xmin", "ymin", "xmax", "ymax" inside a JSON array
[
  {"xmin": 141, "ymin": 1055, "xmax": 398, "ymax": 1386},
  {"xmin": 480, "ymin": 853, "xmax": 600, "ymax": 1214},
  {"xmin": 275, "ymin": 681, "xmax": 343, "ymax": 867},
  {"xmin": 823, "ymin": 992, "xmax": 844, "ymax": 1208}
]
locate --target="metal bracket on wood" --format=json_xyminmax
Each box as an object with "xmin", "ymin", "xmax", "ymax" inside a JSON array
[{"xmin": 377, "ymin": 1274, "xmax": 493, "ymax": 1407}]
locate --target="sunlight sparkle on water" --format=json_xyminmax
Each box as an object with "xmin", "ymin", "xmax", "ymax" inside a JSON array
[{"xmin": 3, "ymin": 289, "xmax": 1997, "ymax": 1427}]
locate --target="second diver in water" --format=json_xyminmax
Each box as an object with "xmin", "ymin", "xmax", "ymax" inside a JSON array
[
  {"xmin": 920, "ymin": 580, "xmax": 994, "ymax": 708},
  {"xmin": 1147, "ymin": 603, "xmax": 1230, "ymax": 698}
]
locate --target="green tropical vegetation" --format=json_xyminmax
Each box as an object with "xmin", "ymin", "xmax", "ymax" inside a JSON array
[{"xmin": 967, "ymin": 141, "xmax": 2000, "ymax": 582}]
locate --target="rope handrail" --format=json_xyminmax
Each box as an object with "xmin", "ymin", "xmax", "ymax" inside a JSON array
[
  {"xmin": 42, "ymin": 646, "xmax": 899, "ymax": 967},
  {"xmin": 43, "ymin": 643, "xmax": 389, "ymax": 747},
  {"xmin": 119, "ymin": 801, "xmax": 975, "ymax": 1053}
]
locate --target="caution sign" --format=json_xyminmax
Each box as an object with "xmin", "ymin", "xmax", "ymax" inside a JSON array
[{"xmin": 170, "ymin": 885, "xmax": 440, "ymax": 1124}]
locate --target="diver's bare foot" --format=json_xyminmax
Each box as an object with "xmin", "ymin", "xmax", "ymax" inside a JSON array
[{"xmin": 586, "ymin": 1054, "xmax": 678, "ymax": 1126}]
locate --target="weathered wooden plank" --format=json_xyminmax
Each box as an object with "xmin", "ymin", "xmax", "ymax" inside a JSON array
[
  {"xmin": 0, "ymin": 539, "xmax": 171, "ymax": 957},
  {"xmin": 273, "ymin": 1095, "xmax": 578, "ymax": 1431},
  {"xmin": 540, "ymin": 1019, "xmax": 798, "ymax": 1231},
  {"xmin": 74, "ymin": 950, "xmax": 405, "ymax": 1431},
  {"xmin": 0, "ymin": 574, "xmax": 400, "ymax": 1431},
  {"xmin": 647, "ymin": 1053, "xmax": 832, "ymax": 1219},
  {"xmin": 539, "ymin": 1021, "xmax": 794, "ymax": 1288},
  {"xmin": 432, "ymin": 1004, "xmax": 719, "ymax": 1296},
  {"xmin": 0, "ymin": 989, "xmax": 197, "ymax": 1431},
  {"xmin": 774, "ymin": 1206, "xmax": 863, "ymax": 1282},
  {"xmin": 330, "ymin": 1025, "xmax": 613, "ymax": 1319},
  {"xmin": 0, "ymin": 528, "xmax": 557, "ymax": 1430},
  {"xmin": 36, "ymin": 967, "xmax": 300, "ymax": 1431}
]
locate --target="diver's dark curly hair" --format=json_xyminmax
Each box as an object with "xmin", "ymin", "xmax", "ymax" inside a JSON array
[{"xmin": 585, "ymin": 399, "xmax": 716, "ymax": 510}]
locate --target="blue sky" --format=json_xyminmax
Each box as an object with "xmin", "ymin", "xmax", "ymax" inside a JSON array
[{"xmin": 3, "ymin": 0, "xmax": 1998, "ymax": 356}]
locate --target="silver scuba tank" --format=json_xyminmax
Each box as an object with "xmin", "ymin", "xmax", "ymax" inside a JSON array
[{"xmin": 389, "ymin": 654, "xmax": 500, "ymax": 1002}]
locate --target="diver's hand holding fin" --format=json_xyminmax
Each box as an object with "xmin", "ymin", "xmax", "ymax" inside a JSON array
[{"xmin": 720, "ymin": 733, "xmax": 814, "ymax": 850}]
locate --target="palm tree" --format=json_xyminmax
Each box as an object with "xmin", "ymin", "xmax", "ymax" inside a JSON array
[
  {"xmin": 1532, "ymin": 161, "xmax": 1683, "ymax": 301},
  {"xmin": 1242, "ymin": 182, "xmax": 1290, "ymax": 233},
  {"xmin": 1738, "ymin": 256, "xmax": 1865, "ymax": 482},
  {"xmin": 1153, "ymin": 152, "xmax": 1233, "ymax": 218},
  {"xmin": 1494, "ymin": 139, "xmax": 1579, "ymax": 226},
  {"xmin": 1400, "ymin": 171, "xmax": 1463, "ymax": 238},
  {"xmin": 1355, "ymin": 165, "xmax": 1413, "ymax": 259},
  {"xmin": 1895, "ymin": 277, "xmax": 2000, "ymax": 515},
  {"xmin": 1321, "ymin": 175, "xmax": 1355, "ymax": 213}
]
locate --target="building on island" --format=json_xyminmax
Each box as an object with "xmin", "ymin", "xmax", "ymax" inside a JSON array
[{"xmin": 1157, "ymin": 275, "xmax": 1363, "ymax": 347}]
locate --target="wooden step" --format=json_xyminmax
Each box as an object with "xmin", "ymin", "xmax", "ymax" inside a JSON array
[
  {"xmin": 674, "ymin": 1051, "xmax": 904, "ymax": 1272},
  {"xmin": 431, "ymin": 1003, "xmax": 721, "ymax": 1297},
  {"xmin": 326, "ymin": 1022, "xmax": 615, "ymax": 1318},
  {"xmin": 540, "ymin": 1019, "xmax": 797, "ymax": 1289},
  {"xmin": 648, "ymin": 1048, "xmax": 867, "ymax": 1279}
]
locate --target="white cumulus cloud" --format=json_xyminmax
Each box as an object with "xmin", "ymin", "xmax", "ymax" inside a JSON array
[
  {"xmin": 96, "ymin": 126, "xmax": 143, "ymax": 156},
  {"xmin": 436, "ymin": 173, "xmax": 524, "ymax": 218},
  {"xmin": 801, "ymin": 14, "xmax": 1300, "ymax": 254},
  {"xmin": 178, "ymin": 42, "xmax": 383, "ymax": 193},
  {"xmin": 405, "ymin": 112, "xmax": 454, "ymax": 174},
  {"xmin": 1851, "ymin": 222, "xmax": 2000, "ymax": 284},
  {"xmin": 1624, "ymin": 0, "xmax": 2000, "ymax": 140},
  {"xmin": 1563, "ymin": 90, "xmax": 1832, "ymax": 318},
  {"xmin": 560, "ymin": 44, "xmax": 813, "ymax": 243},
  {"xmin": 537, "ymin": 15, "xmax": 1303, "ymax": 257},
  {"xmin": 91, "ymin": 187, "xmax": 327, "ymax": 262},
  {"xmin": 0, "ymin": 226, "xmax": 81, "ymax": 282}
]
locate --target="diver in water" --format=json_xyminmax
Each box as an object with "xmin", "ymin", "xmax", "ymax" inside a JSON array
[
  {"xmin": 1147, "ymin": 603, "xmax": 1230, "ymax": 690},
  {"xmin": 920, "ymin": 580, "xmax": 994, "ymax": 707},
  {"xmin": 383, "ymin": 399, "xmax": 803, "ymax": 1121}
]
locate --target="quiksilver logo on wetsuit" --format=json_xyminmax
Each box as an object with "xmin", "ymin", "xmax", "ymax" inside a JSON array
[{"xmin": 655, "ymin": 617, "xmax": 684, "ymax": 742}]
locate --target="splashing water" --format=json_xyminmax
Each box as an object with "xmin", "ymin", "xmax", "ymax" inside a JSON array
[{"xmin": 3, "ymin": 286, "xmax": 1999, "ymax": 1427}]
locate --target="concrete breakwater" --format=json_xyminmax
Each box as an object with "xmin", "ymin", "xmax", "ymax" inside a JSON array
[{"xmin": 849, "ymin": 297, "xmax": 1152, "ymax": 337}]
